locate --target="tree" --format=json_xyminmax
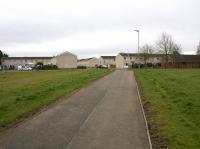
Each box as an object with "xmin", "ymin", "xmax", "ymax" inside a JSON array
[
  {"xmin": 171, "ymin": 44, "xmax": 181, "ymax": 65},
  {"xmin": 0, "ymin": 50, "xmax": 9, "ymax": 65},
  {"xmin": 140, "ymin": 44, "xmax": 154, "ymax": 65},
  {"xmin": 156, "ymin": 32, "xmax": 181, "ymax": 68},
  {"xmin": 196, "ymin": 42, "xmax": 200, "ymax": 55}
]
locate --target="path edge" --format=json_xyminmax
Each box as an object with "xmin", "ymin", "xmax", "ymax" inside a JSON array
[{"xmin": 133, "ymin": 71, "xmax": 153, "ymax": 149}]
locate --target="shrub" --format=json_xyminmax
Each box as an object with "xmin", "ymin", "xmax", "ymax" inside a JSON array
[{"xmin": 36, "ymin": 64, "xmax": 58, "ymax": 70}]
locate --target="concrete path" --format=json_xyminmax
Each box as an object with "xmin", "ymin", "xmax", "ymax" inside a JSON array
[{"xmin": 0, "ymin": 70, "xmax": 150, "ymax": 149}]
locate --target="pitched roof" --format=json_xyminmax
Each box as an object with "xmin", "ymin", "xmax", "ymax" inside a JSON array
[
  {"xmin": 78, "ymin": 57, "xmax": 96, "ymax": 61},
  {"xmin": 56, "ymin": 51, "xmax": 77, "ymax": 57},
  {"xmin": 2, "ymin": 57, "xmax": 52, "ymax": 60},
  {"xmin": 119, "ymin": 53, "xmax": 163, "ymax": 57},
  {"xmin": 100, "ymin": 56, "xmax": 116, "ymax": 59},
  {"xmin": 119, "ymin": 53, "xmax": 138, "ymax": 56}
]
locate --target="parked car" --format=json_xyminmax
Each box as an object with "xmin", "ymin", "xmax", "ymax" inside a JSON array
[
  {"xmin": 18, "ymin": 65, "xmax": 33, "ymax": 71},
  {"xmin": 123, "ymin": 65, "xmax": 129, "ymax": 69},
  {"xmin": 97, "ymin": 64, "xmax": 108, "ymax": 69}
]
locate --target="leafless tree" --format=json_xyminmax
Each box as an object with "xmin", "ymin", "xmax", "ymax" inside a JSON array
[
  {"xmin": 156, "ymin": 32, "xmax": 181, "ymax": 68},
  {"xmin": 196, "ymin": 41, "xmax": 200, "ymax": 55},
  {"xmin": 0, "ymin": 50, "xmax": 9, "ymax": 65},
  {"xmin": 171, "ymin": 44, "xmax": 181, "ymax": 65},
  {"xmin": 140, "ymin": 44, "xmax": 154, "ymax": 65}
]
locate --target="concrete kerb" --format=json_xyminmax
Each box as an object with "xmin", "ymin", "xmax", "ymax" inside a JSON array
[{"xmin": 133, "ymin": 71, "xmax": 153, "ymax": 149}]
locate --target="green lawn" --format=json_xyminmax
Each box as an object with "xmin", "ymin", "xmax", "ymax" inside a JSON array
[
  {"xmin": 0, "ymin": 69, "xmax": 112, "ymax": 127},
  {"xmin": 134, "ymin": 69, "xmax": 200, "ymax": 149}
]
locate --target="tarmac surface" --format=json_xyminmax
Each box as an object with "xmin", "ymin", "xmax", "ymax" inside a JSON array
[{"xmin": 0, "ymin": 70, "xmax": 150, "ymax": 149}]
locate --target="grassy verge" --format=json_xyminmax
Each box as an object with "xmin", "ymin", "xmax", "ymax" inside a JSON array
[
  {"xmin": 0, "ymin": 69, "xmax": 112, "ymax": 127},
  {"xmin": 134, "ymin": 69, "xmax": 200, "ymax": 149}
]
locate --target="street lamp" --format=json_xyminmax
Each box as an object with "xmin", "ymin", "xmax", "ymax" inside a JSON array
[
  {"xmin": 134, "ymin": 29, "xmax": 140, "ymax": 68},
  {"xmin": 134, "ymin": 29, "xmax": 140, "ymax": 54}
]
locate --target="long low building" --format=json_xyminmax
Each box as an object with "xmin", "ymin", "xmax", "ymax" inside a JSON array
[
  {"xmin": 77, "ymin": 57, "xmax": 99, "ymax": 68},
  {"xmin": 1, "ymin": 51, "xmax": 77, "ymax": 69},
  {"xmin": 116, "ymin": 53, "xmax": 162, "ymax": 68},
  {"xmin": 115, "ymin": 53, "xmax": 200, "ymax": 68}
]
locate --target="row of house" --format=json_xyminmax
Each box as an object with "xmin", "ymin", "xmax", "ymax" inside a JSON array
[
  {"xmin": 78, "ymin": 53, "xmax": 200, "ymax": 68},
  {"xmin": 1, "ymin": 51, "xmax": 200, "ymax": 69},
  {"xmin": 1, "ymin": 52, "xmax": 77, "ymax": 69},
  {"xmin": 78, "ymin": 53, "xmax": 161, "ymax": 68}
]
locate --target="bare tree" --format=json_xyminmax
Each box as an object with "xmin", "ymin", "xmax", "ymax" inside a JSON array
[
  {"xmin": 0, "ymin": 50, "xmax": 9, "ymax": 65},
  {"xmin": 170, "ymin": 44, "xmax": 181, "ymax": 65},
  {"xmin": 156, "ymin": 32, "xmax": 181, "ymax": 68},
  {"xmin": 196, "ymin": 42, "xmax": 200, "ymax": 55},
  {"xmin": 140, "ymin": 44, "xmax": 154, "ymax": 65}
]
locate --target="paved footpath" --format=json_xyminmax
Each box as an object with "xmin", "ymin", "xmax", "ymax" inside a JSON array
[{"xmin": 0, "ymin": 70, "xmax": 150, "ymax": 149}]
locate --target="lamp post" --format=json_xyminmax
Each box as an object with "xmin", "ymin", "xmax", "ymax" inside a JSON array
[{"xmin": 134, "ymin": 29, "xmax": 140, "ymax": 69}]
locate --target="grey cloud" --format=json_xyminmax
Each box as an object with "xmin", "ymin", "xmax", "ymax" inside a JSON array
[{"xmin": 0, "ymin": 0, "xmax": 200, "ymax": 56}]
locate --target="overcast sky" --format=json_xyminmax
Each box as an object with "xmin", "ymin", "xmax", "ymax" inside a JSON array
[{"xmin": 0, "ymin": 0, "xmax": 199, "ymax": 58}]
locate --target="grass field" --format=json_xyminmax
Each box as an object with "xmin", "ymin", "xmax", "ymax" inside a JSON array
[
  {"xmin": 134, "ymin": 69, "xmax": 200, "ymax": 149},
  {"xmin": 0, "ymin": 69, "xmax": 112, "ymax": 127}
]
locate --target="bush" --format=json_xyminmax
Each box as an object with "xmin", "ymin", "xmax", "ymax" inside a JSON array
[
  {"xmin": 77, "ymin": 66, "xmax": 87, "ymax": 69},
  {"xmin": 36, "ymin": 64, "xmax": 58, "ymax": 70},
  {"xmin": 36, "ymin": 62, "xmax": 43, "ymax": 66}
]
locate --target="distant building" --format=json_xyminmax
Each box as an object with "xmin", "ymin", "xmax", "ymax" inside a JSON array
[
  {"xmin": 116, "ymin": 53, "xmax": 162, "ymax": 68},
  {"xmin": 1, "ymin": 51, "xmax": 77, "ymax": 69},
  {"xmin": 99, "ymin": 56, "xmax": 116, "ymax": 68},
  {"xmin": 51, "ymin": 52, "xmax": 77, "ymax": 68},
  {"xmin": 1, "ymin": 57, "xmax": 52, "ymax": 69},
  {"xmin": 116, "ymin": 53, "xmax": 200, "ymax": 68},
  {"xmin": 78, "ymin": 57, "xmax": 99, "ymax": 68},
  {"xmin": 170, "ymin": 55, "xmax": 200, "ymax": 68}
]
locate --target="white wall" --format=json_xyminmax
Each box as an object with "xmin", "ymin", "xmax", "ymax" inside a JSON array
[{"xmin": 55, "ymin": 52, "xmax": 77, "ymax": 68}]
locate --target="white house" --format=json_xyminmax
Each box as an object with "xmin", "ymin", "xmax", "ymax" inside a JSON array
[
  {"xmin": 1, "ymin": 51, "xmax": 77, "ymax": 69},
  {"xmin": 51, "ymin": 51, "xmax": 77, "ymax": 68},
  {"xmin": 116, "ymin": 53, "xmax": 162, "ymax": 68},
  {"xmin": 78, "ymin": 57, "xmax": 99, "ymax": 68},
  {"xmin": 99, "ymin": 56, "xmax": 116, "ymax": 68}
]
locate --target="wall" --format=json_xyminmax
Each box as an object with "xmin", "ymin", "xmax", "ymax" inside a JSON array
[
  {"xmin": 78, "ymin": 58, "xmax": 99, "ymax": 68},
  {"xmin": 89, "ymin": 58, "xmax": 99, "ymax": 67},
  {"xmin": 116, "ymin": 54, "xmax": 162, "ymax": 68},
  {"xmin": 2, "ymin": 58, "xmax": 52, "ymax": 69},
  {"xmin": 1, "ymin": 52, "xmax": 78, "ymax": 69},
  {"xmin": 116, "ymin": 54, "xmax": 125, "ymax": 68},
  {"xmin": 55, "ymin": 52, "xmax": 77, "ymax": 68},
  {"xmin": 99, "ymin": 57, "xmax": 116, "ymax": 67}
]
